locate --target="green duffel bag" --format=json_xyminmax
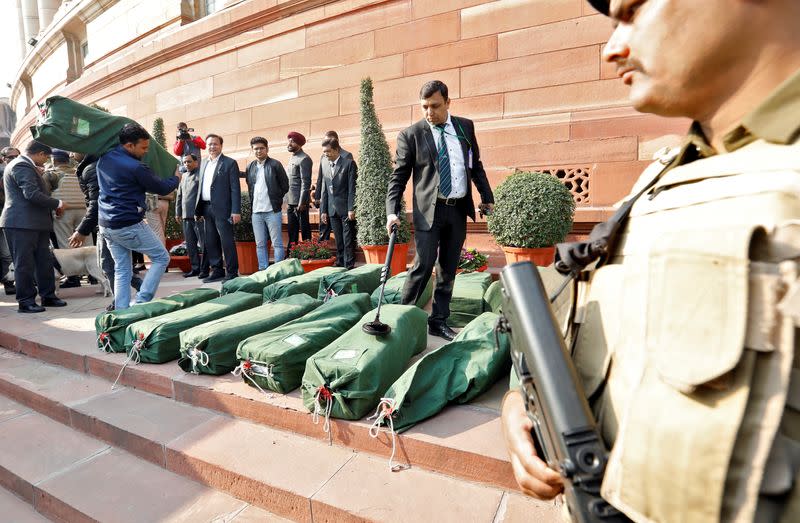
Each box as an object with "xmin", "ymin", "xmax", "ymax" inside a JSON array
[
  {"xmin": 262, "ymin": 265, "xmax": 345, "ymax": 302},
  {"xmin": 178, "ymin": 294, "xmax": 321, "ymax": 375},
  {"xmin": 483, "ymin": 280, "xmax": 503, "ymax": 314},
  {"xmin": 370, "ymin": 271, "xmax": 432, "ymax": 309},
  {"xmin": 236, "ymin": 293, "xmax": 373, "ymax": 394},
  {"xmin": 376, "ymin": 312, "xmax": 510, "ymax": 433},
  {"xmin": 95, "ymin": 288, "xmax": 219, "ymax": 353},
  {"xmin": 124, "ymin": 291, "xmax": 261, "ymax": 364},
  {"xmin": 317, "ymin": 264, "xmax": 383, "ymax": 301},
  {"xmin": 301, "ymin": 304, "xmax": 428, "ymax": 421},
  {"xmin": 31, "ymin": 96, "xmax": 178, "ymax": 179},
  {"xmin": 449, "ymin": 272, "xmax": 492, "ymax": 327},
  {"xmin": 221, "ymin": 258, "xmax": 303, "ymax": 295}
]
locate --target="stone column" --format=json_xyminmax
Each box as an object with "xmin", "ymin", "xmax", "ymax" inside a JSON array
[
  {"xmin": 37, "ymin": 0, "xmax": 60, "ymax": 31},
  {"xmin": 16, "ymin": 0, "xmax": 27, "ymax": 59},
  {"xmin": 20, "ymin": 0, "xmax": 40, "ymax": 45}
]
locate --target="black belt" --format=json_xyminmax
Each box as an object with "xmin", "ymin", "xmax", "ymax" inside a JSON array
[{"xmin": 437, "ymin": 196, "xmax": 464, "ymax": 206}]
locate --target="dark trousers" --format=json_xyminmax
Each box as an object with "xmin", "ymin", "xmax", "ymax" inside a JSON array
[
  {"xmin": 402, "ymin": 202, "xmax": 467, "ymax": 326},
  {"xmin": 329, "ymin": 215, "xmax": 355, "ymax": 269},
  {"xmin": 287, "ymin": 205, "xmax": 311, "ymax": 247},
  {"xmin": 4, "ymin": 227, "xmax": 57, "ymax": 306},
  {"xmin": 199, "ymin": 201, "xmax": 238, "ymax": 277},
  {"xmin": 182, "ymin": 218, "xmax": 208, "ymax": 273},
  {"xmin": 318, "ymin": 208, "xmax": 331, "ymax": 241},
  {"xmin": 0, "ymin": 228, "xmax": 12, "ymax": 282}
]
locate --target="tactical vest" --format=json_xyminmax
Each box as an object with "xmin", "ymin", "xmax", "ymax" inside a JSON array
[{"xmin": 570, "ymin": 140, "xmax": 800, "ymax": 522}]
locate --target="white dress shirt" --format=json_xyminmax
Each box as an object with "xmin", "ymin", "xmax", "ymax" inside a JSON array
[
  {"xmin": 200, "ymin": 156, "xmax": 219, "ymax": 202},
  {"xmin": 427, "ymin": 113, "xmax": 467, "ymax": 199}
]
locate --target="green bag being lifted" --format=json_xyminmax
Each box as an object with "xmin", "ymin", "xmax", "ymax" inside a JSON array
[
  {"xmin": 262, "ymin": 266, "xmax": 345, "ymax": 302},
  {"xmin": 370, "ymin": 271, "xmax": 432, "ymax": 309},
  {"xmin": 95, "ymin": 288, "xmax": 219, "ymax": 353},
  {"xmin": 317, "ymin": 264, "xmax": 383, "ymax": 301},
  {"xmin": 31, "ymin": 96, "xmax": 178, "ymax": 179},
  {"xmin": 124, "ymin": 291, "xmax": 262, "ymax": 364},
  {"xmin": 376, "ymin": 312, "xmax": 510, "ymax": 433},
  {"xmin": 221, "ymin": 258, "xmax": 303, "ymax": 295},
  {"xmin": 236, "ymin": 293, "xmax": 373, "ymax": 393},
  {"xmin": 449, "ymin": 272, "xmax": 492, "ymax": 327},
  {"xmin": 301, "ymin": 304, "xmax": 428, "ymax": 421},
  {"xmin": 178, "ymin": 294, "xmax": 321, "ymax": 375}
]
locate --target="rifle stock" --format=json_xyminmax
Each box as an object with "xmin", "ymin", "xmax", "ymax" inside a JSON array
[{"xmin": 498, "ymin": 262, "xmax": 629, "ymax": 523}]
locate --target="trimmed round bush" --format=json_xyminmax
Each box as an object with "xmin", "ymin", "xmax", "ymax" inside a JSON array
[{"xmin": 487, "ymin": 171, "xmax": 575, "ymax": 248}]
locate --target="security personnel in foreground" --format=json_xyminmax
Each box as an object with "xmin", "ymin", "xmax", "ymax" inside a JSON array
[{"xmin": 502, "ymin": 1, "xmax": 800, "ymax": 522}]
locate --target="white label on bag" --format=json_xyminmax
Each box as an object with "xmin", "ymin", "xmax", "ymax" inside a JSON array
[
  {"xmin": 333, "ymin": 349, "xmax": 358, "ymax": 360},
  {"xmin": 283, "ymin": 333, "xmax": 306, "ymax": 347}
]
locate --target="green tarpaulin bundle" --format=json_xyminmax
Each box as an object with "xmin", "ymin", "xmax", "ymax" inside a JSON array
[
  {"xmin": 221, "ymin": 258, "xmax": 303, "ymax": 295},
  {"xmin": 262, "ymin": 266, "xmax": 346, "ymax": 302},
  {"xmin": 317, "ymin": 264, "xmax": 383, "ymax": 301},
  {"xmin": 483, "ymin": 280, "xmax": 503, "ymax": 314},
  {"xmin": 31, "ymin": 96, "xmax": 179, "ymax": 179},
  {"xmin": 449, "ymin": 272, "xmax": 492, "ymax": 327},
  {"xmin": 236, "ymin": 293, "xmax": 373, "ymax": 394},
  {"xmin": 370, "ymin": 271, "xmax": 432, "ymax": 309},
  {"xmin": 178, "ymin": 294, "xmax": 321, "ymax": 375},
  {"xmin": 301, "ymin": 304, "xmax": 428, "ymax": 421},
  {"xmin": 95, "ymin": 288, "xmax": 219, "ymax": 353},
  {"xmin": 377, "ymin": 312, "xmax": 510, "ymax": 433},
  {"xmin": 124, "ymin": 291, "xmax": 262, "ymax": 364}
]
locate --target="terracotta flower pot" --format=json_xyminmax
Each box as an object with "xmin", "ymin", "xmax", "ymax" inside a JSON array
[
  {"xmin": 168, "ymin": 255, "xmax": 191, "ymax": 273},
  {"xmin": 361, "ymin": 243, "xmax": 409, "ymax": 276},
  {"xmin": 457, "ymin": 264, "xmax": 488, "ymax": 274},
  {"xmin": 502, "ymin": 246, "xmax": 556, "ymax": 266},
  {"xmin": 235, "ymin": 241, "xmax": 258, "ymax": 275},
  {"xmin": 300, "ymin": 256, "xmax": 337, "ymax": 273}
]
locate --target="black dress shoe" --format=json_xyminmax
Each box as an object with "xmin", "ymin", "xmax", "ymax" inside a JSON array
[
  {"xmin": 59, "ymin": 277, "xmax": 81, "ymax": 289},
  {"xmin": 131, "ymin": 276, "xmax": 143, "ymax": 292},
  {"xmin": 3, "ymin": 281, "xmax": 15, "ymax": 296},
  {"xmin": 428, "ymin": 323, "xmax": 457, "ymax": 341},
  {"xmin": 18, "ymin": 303, "xmax": 45, "ymax": 313},
  {"xmin": 42, "ymin": 297, "xmax": 68, "ymax": 307},
  {"xmin": 202, "ymin": 273, "xmax": 225, "ymax": 283},
  {"xmin": 222, "ymin": 274, "xmax": 239, "ymax": 283},
  {"xmin": 197, "ymin": 272, "xmax": 210, "ymax": 279},
  {"xmin": 105, "ymin": 301, "xmax": 116, "ymax": 312},
  {"xmin": 183, "ymin": 270, "xmax": 200, "ymax": 278}
]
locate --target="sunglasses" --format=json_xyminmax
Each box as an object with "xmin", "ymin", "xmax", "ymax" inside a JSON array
[{"xmin": 3, "ymin": 155, "xmax": 18, "ymax": 161}]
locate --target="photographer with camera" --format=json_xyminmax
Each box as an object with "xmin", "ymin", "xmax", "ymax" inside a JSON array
[{"xmin": 173, "ymin": 122, "xmax": 205, "ymax": 173}]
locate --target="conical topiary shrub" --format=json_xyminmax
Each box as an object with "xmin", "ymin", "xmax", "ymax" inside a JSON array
[{"xmin": 355, "ymin": 77, "xmax": 411, "ymax": 246}]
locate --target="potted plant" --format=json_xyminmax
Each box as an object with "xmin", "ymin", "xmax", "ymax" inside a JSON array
[
  {"xmin": 457, "ymin": 248, "xmax": 488, "ymax": 273},
  {"xmin": 234, "ymin": 191, "xmax": 259, "ymax": 275},
  {"xmin": 487, "ymin": 171, "xmax": 575, "ymax": 266},
  {"xmin": 288, "ymin": 239, "xmax": 336, "ymax": 272},
  {"xmin": 168, "ymin": 242, "xmax": 191, "ymax": 273},
  {"xmin": 355, "ymin": 77, "xmax": 412, "ymax": 276}
]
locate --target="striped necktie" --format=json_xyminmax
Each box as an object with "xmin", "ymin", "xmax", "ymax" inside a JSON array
[{"xmin": 435, "ymin": 123, "xmax": 451, "ymax": 197}]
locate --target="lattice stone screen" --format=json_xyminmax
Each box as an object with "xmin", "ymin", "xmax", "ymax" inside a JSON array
[{"xmin": 540, "ymin": 166, "xmax": 591, "ymax": 206}]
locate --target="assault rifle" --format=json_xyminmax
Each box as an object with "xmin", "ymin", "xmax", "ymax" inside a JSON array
[{"xmin": 497, "ymin": 262, "xmax": 630, "ymax": 523}]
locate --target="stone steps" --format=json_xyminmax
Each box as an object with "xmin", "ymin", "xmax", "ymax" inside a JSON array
[
  {"xmin": 0, "ymin": 394, "xmax": 280, "ymax": 522},
  {"xmin": 0, "ymin": 281, "xmax": 517, "ymax": 493},
  {"xmin": 0, "ymin": 348, "xmax": 560, "ymax": 522}
]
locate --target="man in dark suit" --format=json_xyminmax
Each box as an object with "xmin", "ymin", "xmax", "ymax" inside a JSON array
[
  {"xmin": 386, "ymin": 80, "xmax": 494, "ymax": 340},
  {"xmin": 0, "ymin": 141, "xmax": 68, "ymax": 313},
  {"xmin": 313, "ymin": 130, "xmax": 352, "ymax": 242},
  {"xmin": 0, "ymin": 146, "xmax": 19, "ymax": 295},
  {"xmin": 194, "ymin": 133, "xmax": 241, "ymax": 283},
  {"xmin": 319, "ymin": 137, "xmax": 357, "ymax": 269},
  {"xmin": 244, "ymin": 137, "xmax": 289, "ymax": 270},
  {"xmin": 175, "ymin": 154, "xmax": 208, "ymax": 277}
]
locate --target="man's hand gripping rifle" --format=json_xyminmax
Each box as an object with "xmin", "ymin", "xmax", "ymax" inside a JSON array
[{"xmin": 496, "ymin": 262, "xmax": 629, "ymax": 523}]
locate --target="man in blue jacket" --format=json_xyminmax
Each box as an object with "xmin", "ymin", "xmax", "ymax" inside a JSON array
[{"xmin": 97, "ymin": 123, "xmax": 181, "ymax": 310}]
